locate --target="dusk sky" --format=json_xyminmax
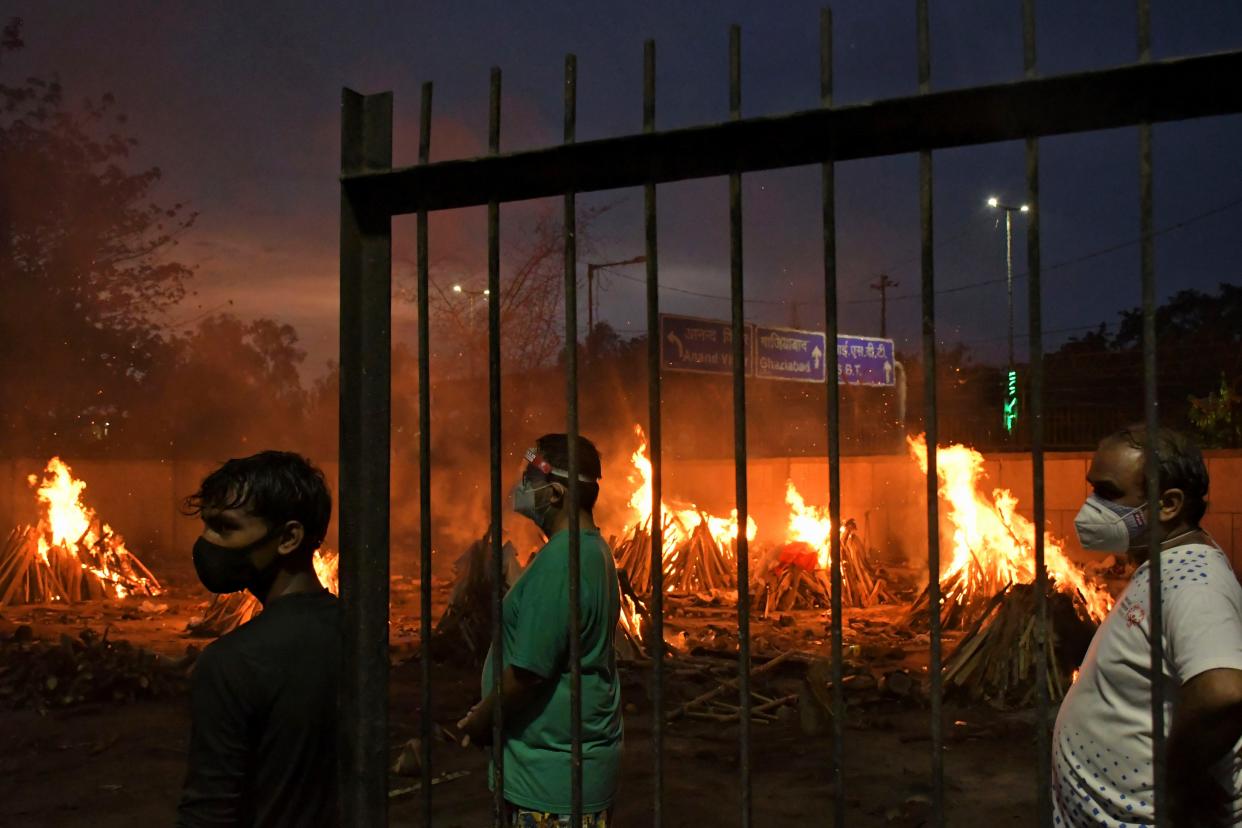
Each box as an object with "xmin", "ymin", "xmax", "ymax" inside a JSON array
[{"xmin": 10, "ymin": 1, "xmax": 1242, "ymax": 376}]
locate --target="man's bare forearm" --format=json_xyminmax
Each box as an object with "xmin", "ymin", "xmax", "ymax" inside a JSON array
[{"xmin": 462, "ymin": 666, "xmax": 545, "ymax": 741}]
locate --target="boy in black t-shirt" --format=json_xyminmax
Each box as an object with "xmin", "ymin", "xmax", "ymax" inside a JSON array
[{"xmin": 177, "ymin": 451, "xmax": 339, "ymax": 828}]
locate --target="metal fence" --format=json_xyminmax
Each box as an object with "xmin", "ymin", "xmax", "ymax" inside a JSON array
[{"xmin": 338, "ymin": 2, "xmax": 1242, "ymax": 825}]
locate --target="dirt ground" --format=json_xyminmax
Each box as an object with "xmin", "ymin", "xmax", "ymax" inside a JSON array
[{"xmin": 0, "ymin": 580, "xmax": 1049, "ymax": 827}]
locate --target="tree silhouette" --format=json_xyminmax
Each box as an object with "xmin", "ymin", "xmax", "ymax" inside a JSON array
[{"xmin": 0, "ymin": 18, "xmax": 197, "ymax": 455}]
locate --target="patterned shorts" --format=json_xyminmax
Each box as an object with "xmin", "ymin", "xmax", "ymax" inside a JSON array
[{"xmin": 507, "ymin": 805, "xmax": 610, "ymax": 827}]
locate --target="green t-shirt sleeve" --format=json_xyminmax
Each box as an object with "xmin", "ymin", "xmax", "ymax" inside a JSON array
[{"xmin": 508, "ymin": 546, "xmax": 570, "ymax": 680}]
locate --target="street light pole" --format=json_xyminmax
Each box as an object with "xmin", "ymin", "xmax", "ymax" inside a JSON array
[
  {"xmin": 1004, "ymin": 209, "xmax": 1014, "ymax": 367},
  {"xmin": 583, "ymin": 255, "xmax": 646, "ymax": 341},
  {"xmin": 452, "ymin": 283, "xmax": 490, "ymax": 377},
  {"xmin": 986, "ymin": 196, "xmax": 1029, "ymax": 370},
  {"xmin": 869, "ymin": 273, "xmax": 898, "ymax": 338},
  {"xmin": 987, "ymin": 196, "xmax": 1029, "ymax": 436}
]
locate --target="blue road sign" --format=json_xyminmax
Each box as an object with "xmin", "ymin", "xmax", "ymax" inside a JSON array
[
  {"xmin": 836, "ymin": 334, "xmax": 896, "ymax": 386},
  {"xmin": 660, "ymin": 313, "xmax": 753, "ymax": 376},
  {"xmin": 755, "ymin": 325, "xmax": 828, "ymax": 383}
]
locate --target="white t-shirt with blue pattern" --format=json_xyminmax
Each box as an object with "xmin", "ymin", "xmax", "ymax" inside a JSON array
[{"xmin": 1052, "ymin": 543, "xmax": 1242, "ymax": 826}]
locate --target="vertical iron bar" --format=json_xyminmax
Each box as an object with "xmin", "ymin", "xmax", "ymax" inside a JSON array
[
  {"xmin": 417, "ymin": 80, "xmax": 435, "ymax": 828},
  {"xmin": 1137, "ymin": 2, "xmax": 1166, "ymax": 825},
  {"xmin": 488, "ymin": 66, "xmax": 505, "ymax": 828},
  {"xmin": 339, "ymin": 88, "xmax": 393, "ymax": 828},
  {"xmin": 1022, "ymin": 2, "xmax": 1052, "ymax": 825},
  {"xmin": 562, "ymin": 52, "xmax": 585, "ymax": 827},
  {"xmin": 820, "ymin": 9, "xmax": 846, "ymax": 828},
  {"xmin": 728, "ymin": 23, "xmax": 753, "ymax": 828},
  {"xmin": 916, "ymin": 3, "xmax": 945, "ymax": 825},
  {"xmin": 643, "ymin": 38, "xmax": 666, "ymax": 828}
]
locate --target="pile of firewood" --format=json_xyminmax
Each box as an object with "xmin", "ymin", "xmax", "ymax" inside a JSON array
[
  {"xmin": 431, "ymin": 529, "xmax": 522, "ymax": 664},
  {"xmin": 0, "ymin": 626, "xmax": 193, "ymax": 711},
  {"xmin": 754, "ymin": 531, "xmax": 895, "ymax": 615},
  {"xmin": 0, "ymin": 525, "xmax": 161, "ymax": 606},
  {"xmin": 942, "ymin": 582, "xmax": 1097, "ymax": 707},
  {"xmin": 613, "ymin": 514, "xmax": 737, "ymax": 595}
]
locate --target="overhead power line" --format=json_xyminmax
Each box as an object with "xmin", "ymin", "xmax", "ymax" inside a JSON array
[{"xmin": 598, "ymin": 189, "xmax": 1242, "ymax": 308}]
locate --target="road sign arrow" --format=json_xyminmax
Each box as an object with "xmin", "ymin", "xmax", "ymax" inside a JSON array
[
  {"xmin": 811, "ymin": 346, "xmax": 822, "ymax": 369},
  {"xmin": 667, "ymin": 331, "xmax": 685, "ymax": 360}
]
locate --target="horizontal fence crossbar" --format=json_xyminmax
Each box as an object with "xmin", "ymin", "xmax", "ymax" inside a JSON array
[{"xmin": 344, "ymin": 51, "xmax": 1242, "ymax": 213}]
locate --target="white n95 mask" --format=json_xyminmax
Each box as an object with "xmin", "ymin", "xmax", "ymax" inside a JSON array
[{"xmin": 1073, "ymin": 494, "xmax": 1148, "ymax": 552}]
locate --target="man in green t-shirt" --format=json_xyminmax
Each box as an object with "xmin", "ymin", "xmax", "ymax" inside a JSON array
[{"xmin": 458, "ymin": 433, "xmax": 623, "ymax": 826}]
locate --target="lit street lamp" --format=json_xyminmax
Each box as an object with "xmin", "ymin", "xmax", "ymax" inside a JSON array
[
  {"xmin": 450, "ymin": 283, "xmax": 490, "ymax": 376},
  {"xmin": 987, "ymin": 196, "xmax": 1029, "ymax": 435},
  {"xmin": 986, "ymin": 196, "xmax": 1029, "ymax": 370}
]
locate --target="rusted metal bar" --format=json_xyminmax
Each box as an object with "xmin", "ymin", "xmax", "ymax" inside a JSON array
[
  {"xmin": 643, "ymin": 37, "xmax": 666, "ymax": 828},
  {"xmin": 915, "ymin": 3, "xmax": 945, "ymax": 825},
  {"xmin": 416, "ymin": 79, "xmax": 434, "ymax": 827},
  {"xmin": 562, "ymin": 52, "xmax": 585, "ymax": 827},
  {"xmin": 1023, "ymin": 2, "xmax": 1052, "ymax": 825},
  {"xmin": 820, "ymin": 8, "xmax": 846, "ymax": 828},
  {"xmin": 1137, "ymin": 2, "xmax": 1167, "ymax": 825},
  {"xmin": 338, "ymin": 88, "xmax": 393, "ymax": 828},
  {"xmin": 344, "ymin": 50, "xmax": 1242, "ymax": 214},
  {"xmin": 728, "ymin": 23, "xmax": 753, "ymax": 828},
  {"xmin": 487, "ymin": 65, "xmax": 505, "ymax": 828}
]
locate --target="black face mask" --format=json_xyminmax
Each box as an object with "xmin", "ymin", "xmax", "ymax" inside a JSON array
[{"xmin": 192, "ymin": 525, "xmax": 283, "ymax": 595}]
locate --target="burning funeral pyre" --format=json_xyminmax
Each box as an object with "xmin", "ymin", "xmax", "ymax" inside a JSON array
[
  {"xmin": 754, "ymin": 481, "xmax": 896, "ymax": 614},
  {"xmin": 187, "ymin": 548, "xmax": 340, "ymax": 637},
  {"xmin": 941, "ymin": 582, "xmax": 1097, "ymax": 707},
  {"xmin": 0, "ymin": 458, "xmax": 162, "ymax": 606},
  {"xmin": 613, "ymin": 426, "xmax": 755, "ymax": 595},
  {"xmin": 901, "ymin": 435, "xmax": 1114, "ymax": 705},
  {"xmin": 904, "ymin": 435, "xmax": 1112, "ymax": 630}
]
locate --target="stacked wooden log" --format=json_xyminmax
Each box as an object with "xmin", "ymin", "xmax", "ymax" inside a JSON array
[
  {"xmin": 942, "ymin": 582, "xmax": 1097, "ymax": 707},
  {"xmin": 0, "ymin": 525, "xmax": 162, "ymax": 607},
  {"xmin": 754, "ymin": 530, "xmax": 895, "ymax": 615},
  {"xmin": 613, "ymin": 514, "xmax": 737, "ymax": 596},
  {"xmin": 615, "ymin": 570, "xmax": 650, "ymax": 661},
  {"xmin": 669, "ymin": 650, "xmax": 798, "ymax": 724},
  {"xmin": 187, "ymin": 591, "xmax": 261, "ymax": 637},
  {"xmin": 431, "ymin": 529, "xmax": 522, "ymax": 664}
]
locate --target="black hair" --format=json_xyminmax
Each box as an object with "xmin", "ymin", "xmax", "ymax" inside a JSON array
[
  {"xmin": 184, "ymin": 450, "xmax": 333, "ymax": 557},
  {"xmin": 1109, "ymin": 425, "xmax": 1209, "ymax": 527},
  {"xmin": 535, "ymin": 433, "xmax": 602, "ymax": 511}
]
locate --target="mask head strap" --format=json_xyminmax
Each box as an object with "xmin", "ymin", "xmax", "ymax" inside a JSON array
[{"xmin": 523, "ymin": 447, "xmax": 599, "ymax": 484}]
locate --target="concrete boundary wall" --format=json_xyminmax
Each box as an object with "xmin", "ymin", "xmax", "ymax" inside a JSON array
[{"xmin": 2, "ymin": 451, "xmax": 1239, "ymax": 582}]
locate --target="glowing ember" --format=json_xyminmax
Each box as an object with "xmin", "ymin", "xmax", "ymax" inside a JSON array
[
  {"xmin": 25, "ymin": 457, "xmax": 161, "ymax": 601},
  {"xmin": 908, "ymin": 435, "xmax": 1112, "ymax": 623},
  {"xmin": 626, "ymin": 424, "xmax": 757, "ymax": 556}
]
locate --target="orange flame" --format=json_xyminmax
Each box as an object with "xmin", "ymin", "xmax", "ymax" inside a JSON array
[
  {"xmin": 785, "ymin": 480, "xmax": 846, "ymax": 570},
  {"xmin": 619, "ymin": 592, "xmax": 644, "ymax": 642},
  {"xmin": 627, "ymin": 424, "xmax": 757, "ymax": 556},
  {"xmin": 312, "ymin": 548, "xmax": 339, "ymax": 594},
  {"xmin": 28, "ymin": 457, "xmax": 161, "ymax": 600},
  {"xmin": 908, "ymin": 435, "xmax": 1111, "ymax": 622}
]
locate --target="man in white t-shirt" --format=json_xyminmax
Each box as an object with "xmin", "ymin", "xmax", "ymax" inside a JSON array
[{"xmin": 1054, "ymin": 426, "xmax": 1242, "ymax": 827}]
